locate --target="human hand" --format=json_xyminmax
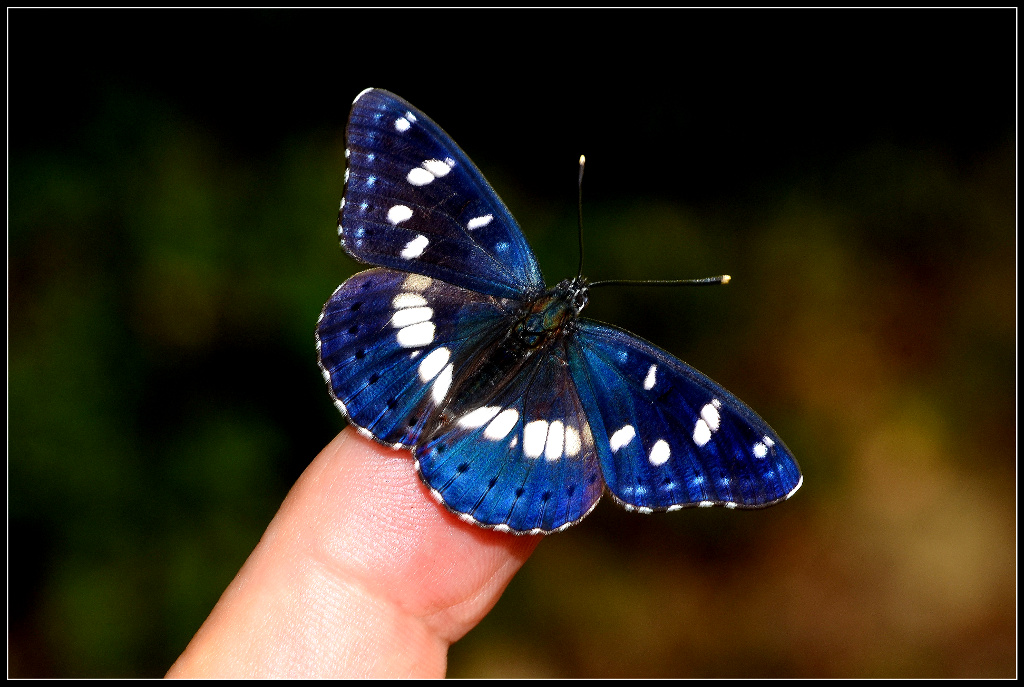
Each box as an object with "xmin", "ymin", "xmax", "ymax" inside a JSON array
[{"xmin": 166, "ymin": 427, "xmax": 540, "ymax": 678}]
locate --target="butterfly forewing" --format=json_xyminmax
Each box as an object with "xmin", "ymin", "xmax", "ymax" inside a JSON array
[
  {"xmin": 415, "ymin": 342, "xmax": 605, "ymax": 533},
  {"xmin": 569, "ymin": 321, "xmax": 802, "ymax": 511},
  {"xmin": 341, "ymin": 89, "xmax": 545, "ymax": 300},
  {"xmin": 316, "ymin": 267, "xmax": 519, "ymax": 448}
]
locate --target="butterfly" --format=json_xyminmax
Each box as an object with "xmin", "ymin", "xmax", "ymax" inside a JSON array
[{"xmin": 316, "ymin": 88, "xmax": 802, "ymax": 534}]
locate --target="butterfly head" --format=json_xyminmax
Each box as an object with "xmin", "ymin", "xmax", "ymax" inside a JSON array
[
  {"xmin": 543, "ymin": 277, "xmax": 589, "ymax": 325},
  {"xmin": 564, "ymin": 276, "xmax": 590, "ymax": 315}
]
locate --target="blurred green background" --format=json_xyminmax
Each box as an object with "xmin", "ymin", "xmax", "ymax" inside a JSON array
[{"xmin": 9, "ymin": 9, "xmax": 1014, "ymax": 678}]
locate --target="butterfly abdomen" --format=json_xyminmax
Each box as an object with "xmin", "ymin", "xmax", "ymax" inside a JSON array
[
  {"xmin": 435, "ymin": 304, "xmax": 567, "ymax": 426},
  {"xmin": 429, "ymin": 282, "xmax": 587, "ymax": 439}
]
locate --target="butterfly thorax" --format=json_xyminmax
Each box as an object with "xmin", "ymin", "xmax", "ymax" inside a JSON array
[{"xmin": 514, "ymin": 277, "xmax": 589, "ymax": 347}]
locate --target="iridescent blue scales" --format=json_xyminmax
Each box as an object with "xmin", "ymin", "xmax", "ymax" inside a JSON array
[{"xmin": 316, "ymin": 88, "xmax": 802, "ymax": 534}]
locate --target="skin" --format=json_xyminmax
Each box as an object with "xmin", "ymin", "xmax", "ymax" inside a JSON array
[{"xmin": 166, "ymin": 426, "xmax": 541, "ymax": 678}]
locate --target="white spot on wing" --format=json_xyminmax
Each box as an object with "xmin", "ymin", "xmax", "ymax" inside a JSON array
[
  {"xmin": 394, "ymin": 117, "xmax": 411, "ymax": 132},
  {"xmin": 402, "ymin": 274, "xmax": 432, "ymax": 291},
  {"xmin": 458, "ymin": 406, "xmax": 501, "ymax": 429},
  {"xmin": 396, "ymin": 321, "xmax": 435, "ymax": 348},
  {"xmin": 693, "ymin": 419, "xmax": 712, "ymax": 447},
  {"xmin": 701, "ymin": 402, "xmax": 721, "ymax": 431},
  {"xmin": 420, "ymin": 159, "xmax": 452, "ymax": 177},
  {"xmin": 391, "ymin": 306, "xmax": 432, "ymax": 328},
  {"xmin": 417, "ymin": 347, "xmax": 450, "ymax": 382},
  {"xmin": 467, "ymin": 214, "xmax": 494, "ymax": 230},
  {"xmin": 407, "ymin": 167, "xmax": 434, "ymax": 186},
  {"xmin": 524, "ymin": 420, "xmax": 549, "ymax": 459},
  {"xmin": 752, "ymin": 442, "xmax": 768, "ymax": 458},
  {"xmin": 610, "ymin": 425, "xmax": 636, "ymax": 452},
  {"xmin": 644, "ymin": 364, "xmax": 657, "ymax": 390},
  {"xmin": 401, "ymin": 234, "xmax": 429, "ymax": 259},
  {"xmin": 431, "ymin": 363, "xmax": 453, "ymax": 404},
  {"xmin": 545, "ymin": 421, "xmax": 564, "ymax": 461},
  {"xmin": 649, "ymin": 439, "xmax": 671, "ymax": 466},
  {"xmin": 387, "ymin": 204, "xmax": 413, "ymax": 225},
  {"xmin": 764, "ymin": 436, "xmax": 775, "ymax": 447},
  {"xmin": 392, "ymin": 292, "xmax": 427, "ymax": 309},
  {"xmin": 484, "ymin": 409, "xmax": 519, "ymax": 440},
  {"xmin": 564, "ymin": 425, "xmax": 581, "ymax": 456}
]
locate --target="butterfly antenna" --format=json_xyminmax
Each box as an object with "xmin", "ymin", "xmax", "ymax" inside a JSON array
[
  {"xmin": 590, "ymin": 275, "xmax": 732, "ymax": 288},
  {"xmin": 576, "ymin": 155, "xmax": 586, "ymax": 281},
  {"xmin": 578, "ymin": 154, "xmax": 730, "ymax": 289}
]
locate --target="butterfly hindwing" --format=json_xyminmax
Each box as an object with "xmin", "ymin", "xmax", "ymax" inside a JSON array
[
  {"xmin": 341, "ymin": 89, "xmax": 546, "ymax": 300},
  {"xmin": 569, "ymin": 320, "xmax": 802, "ymax": 511},
  {"xmin": 415, "ymin": 342, "xmax": 605, "ymax": 533},
  {"xmin": 316, "ymin": 267, "xmax": 518, "ymax": 448}
]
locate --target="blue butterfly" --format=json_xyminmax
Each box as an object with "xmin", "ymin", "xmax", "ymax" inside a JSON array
[{"xmin": 316, "ymin": 88, "xmax": 802, "ymax": 534}]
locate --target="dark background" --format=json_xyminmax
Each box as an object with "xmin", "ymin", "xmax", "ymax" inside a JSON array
[{"xmin": 9, "ymin": 9, "xmax": 1015, "ymax": 678}]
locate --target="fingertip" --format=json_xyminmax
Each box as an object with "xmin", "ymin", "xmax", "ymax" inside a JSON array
[{"xmin": 296, "ymin": 427, "xmax": 541, "ymax": 638}]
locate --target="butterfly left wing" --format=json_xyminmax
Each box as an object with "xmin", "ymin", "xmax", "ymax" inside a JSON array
[
  {"xmin": 414, "ymin": 342, "xmax": 605, "ymax": 534},
  {"xmin": 568, "ymin": 320, "xmax": 802, "ymax": 511},
  {"xmin": 316, "ymin": 267, "xmax": 518, "ymax": 448},
  {"xmin": 341, "ymin": 88, "xmax": 546, "ymax": 300}
]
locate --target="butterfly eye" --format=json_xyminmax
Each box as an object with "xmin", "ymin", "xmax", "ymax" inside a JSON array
[{"xmin": 572, "ymin": 289, "xmax": 588, "ymax": 311}]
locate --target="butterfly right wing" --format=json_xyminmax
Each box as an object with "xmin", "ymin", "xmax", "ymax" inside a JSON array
[
  {"xmin": 568, "ymin": 320, "xmax": 802, "ymax": 511},
  {"xmin": 316, "ymin": 267, "xmax": 517, "ymax": 448},
  {"xmin": 341, "ymin": 88, "xmax": 546, "ymax": 300}
]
